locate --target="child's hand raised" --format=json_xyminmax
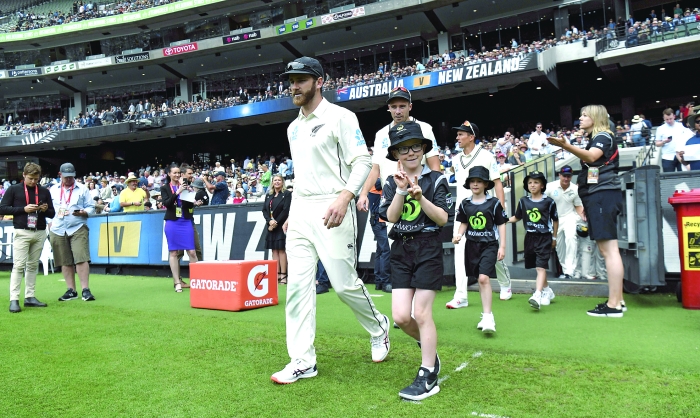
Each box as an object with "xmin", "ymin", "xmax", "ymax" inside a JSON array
[
  {"xmin": 393, "ymin": 161, "xmax": 409, "ymax": 190},
  {"xmin": 407, "ymin": 176, "xmax": 422, "ymax": 201}
]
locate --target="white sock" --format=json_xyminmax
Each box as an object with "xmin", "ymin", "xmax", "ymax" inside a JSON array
[{"xmin": 422, "ymin": 365, "xmax": 435, "ymax": 373}]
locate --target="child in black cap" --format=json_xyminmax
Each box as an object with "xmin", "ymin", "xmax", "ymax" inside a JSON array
[
  {"xmin": 378, "ymin": 120, "xmax": 450, "ymax": 401},
  {"xmin": 452, "ymin": 166, "xmax": 508, "ymax": 333},
  {"xmin": 508, "ymin": 171, "xmax": 559, "ymax": 310}
]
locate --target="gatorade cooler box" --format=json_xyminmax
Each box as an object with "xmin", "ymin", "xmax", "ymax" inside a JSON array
[
  {"xmin": 189, "ymin": 260, "xmax": 278, "ymax": 311},
  {"xmin": 668, "ymin": 189, "xmax": 700, "ymax": 309}
]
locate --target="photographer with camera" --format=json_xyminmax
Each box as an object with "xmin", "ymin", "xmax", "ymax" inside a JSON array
[{"xmin": 203, "ymin": 171, "xmax": 229, "ymax": 205}]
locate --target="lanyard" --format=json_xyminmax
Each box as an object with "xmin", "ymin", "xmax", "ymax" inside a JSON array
[
  {"xmin": 171, "ymin": 184, "xmax": 181, "ymax": 206},
  {"xmin": 24, "ymin": 183, "xmax": 38, "ymax": 206},
  {"xmin": 60, "ymin": 184, "xmax": 74, "ymax": 206}
]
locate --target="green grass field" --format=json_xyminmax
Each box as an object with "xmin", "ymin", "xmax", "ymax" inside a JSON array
[{"xmin": 1, "ymin": 273, "xmax": 699, "ymax": 418}]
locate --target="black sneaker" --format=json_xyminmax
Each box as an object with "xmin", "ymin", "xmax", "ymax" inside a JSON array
[
  {"xmin": 601, "ymin": 300, "xmax": 627, "ymax": 312},
  {"xmin": 82, "ymin": 288, "xmax": 95, "ymax": 301},
  {"xmin": 58, "ymin": 288, "xmax": 78, "ymax": 302},
  {"xmin": 587, "ymin": 303, "xmax": 623, "ymax": 318},
  {"xmin": 399, "ymin": 367, "xmax": 440, "ymax": 401}
]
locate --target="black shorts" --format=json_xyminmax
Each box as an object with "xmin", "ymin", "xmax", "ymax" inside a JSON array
[
  {"xmin": 390, "ymin": 233, "xmax": 443, "ymax": 291},
  {"xmin": 581, "ymin": 190, "xmax": 622, "ymax": 241},
  {"xmin": 524, "ymin": 233, "xmax": 552, "ymax": 269},
  {"xmin": 464, "ymin": 240, "xmax": 498, "ymax": 278}
]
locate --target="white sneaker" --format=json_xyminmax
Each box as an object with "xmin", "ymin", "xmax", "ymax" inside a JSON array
[
  {"xmin": 479, "ymin": 312, "xmax": 496, "ymax": 333},
  {"xmin": 271, "ymin": 359, "xmax": 318, "ymax": 384},
  {"xmin": 446, "ymin": 298, "xmax": 468, "ymax": 309},
  {"xmin": 572, "ymin": 272, "xmax": 582, "ymax": 279},
  {"xmin": 370, "ymin": 314, "xmax": 390, "ymax": 362},
  {"xmin": 529, "ymin": 291, "xmax": 542, "ymax": 310},
  {"xmin": 499, "ymin": 287, "xmax": 512, "ymax": 300},
  {"xmin": 542, "ymin": 286, "xmax": 555, "ymax": 306}
]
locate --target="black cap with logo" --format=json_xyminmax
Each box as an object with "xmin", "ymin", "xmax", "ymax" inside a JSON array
[
  {"xmin": 280, "ymin": 57, "xmax": 324, "ymax": 80},
  {"xmin": 452, "ymin": 120, "xmax": 480, "ymax": 138},
  {"xmin": 386, "ymin": 86, "xmax": 412, "ymax": 104}
]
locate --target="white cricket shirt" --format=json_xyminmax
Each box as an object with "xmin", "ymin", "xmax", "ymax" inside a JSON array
[
  {"xmin": 545, "ymin": 180, "xmax": 582, "ymax": 218},
  {"xmin": 452, "ymin": 144, "xmax": 500, "ymax": 201},
  {"xmin": 287, "ymin": 98, "xmax": 371, "ymax": 197}
]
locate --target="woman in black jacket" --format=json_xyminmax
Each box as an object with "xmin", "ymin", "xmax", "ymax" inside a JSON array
[
  {"xmin": 262, "ymin": 174, "xmax": 291, "ymax": 284},
  {"xmin": 161, "ymin": 163, "xmax": 198, "ymax": 292}
]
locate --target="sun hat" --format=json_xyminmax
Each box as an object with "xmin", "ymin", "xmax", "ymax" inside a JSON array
[
  {"xmin": 464, "ymin": 166, "xmax": 494, "ymax": 190},
  {"xmin": 386, "ymin": 121, "xmax": 433, "ymax": 161},
  {"xmin": 523, "ymin": 171, "xmax": 547, "ymax": 192}
]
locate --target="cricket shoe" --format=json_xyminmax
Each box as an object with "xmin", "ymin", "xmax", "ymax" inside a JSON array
[
  {"xmin": 445, "ymin": 298, "xmax": 468, "ymax": 309},
  {"xmin": 271, "ymin": 360, "xmax": 318, "ymax": 384},
  {"xmin": 371, "ymin": 314, "xmax": 391, "ymax": 362},
  {"xmin": 499, "ymin": 287, "xmax": 512, "ymax": 300}
]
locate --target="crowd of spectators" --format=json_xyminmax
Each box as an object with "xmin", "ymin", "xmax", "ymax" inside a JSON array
[
  {"xmin": 2, "ymin": 1, "xmax": 182, "ymax": 33},
  {"xmin": 617, "ymin": 5, "xmax": 700, "ymax": 47}
]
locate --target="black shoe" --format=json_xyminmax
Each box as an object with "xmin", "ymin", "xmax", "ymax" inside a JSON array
[
  {"xmin": 601, "ymin": 300, "xmax": 627, "ymax": 312},
  {"xmin": 82, "ymin": 288, "xmax": 95, "ymax": 301},
  {"xmin": 24, "ymin": 297, "xmax": 47, "ymax": 307},
  {"xmin": 9, "ymin": 300, "xmax": 21, "ymax": 313},
  {"xmin": 383, "ymin": 284, "xmax": 393, "ymax": 293},
  {"xmin": 375, "ymin": 283, "xmax": 384, "ymax": 291},
  {"xmin": 587, "ymin": 303, "xmax": 623, "ymax": 318},
  {"xmin": 399, "ymin": 367, "xmax": 440, "ymax": 401},
  {"xmin": 316, "ymin": 284, "xmax": 329, "ymax": 294},
  {"xmin": 58, "ymin": 288, "xmax": 78, "ymax": 301}
]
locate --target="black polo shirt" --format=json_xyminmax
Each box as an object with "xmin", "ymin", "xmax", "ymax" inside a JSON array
[
  {"xmin": 378, "ymin": 165, "xmax": 451, "ymax": 237},
  {"xmin": 455, "ymin": 196, "xmax": 507, "ymax": 243},
  {"xmin": 514, "ymin": 195, "xmax": 558, "ymax": 234},
  {"xmin": 0, "ymin": 183, "xmax": 56, "ymax": 230}
]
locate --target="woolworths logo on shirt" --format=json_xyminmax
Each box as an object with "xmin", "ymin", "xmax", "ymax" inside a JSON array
[
  {"xmin": 469, "ymin": 212, "xmax": 486, "ymax": 229},
  {"xmin": 527, "ymin": 208, "xmax": 541, "ymax": 223},
  {"xmin": 401, "ymin": 196, "xmax": 421, "ymax": 221}
]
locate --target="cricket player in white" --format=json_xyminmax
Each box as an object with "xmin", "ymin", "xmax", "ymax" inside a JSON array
[
  {"xmin": 545, "ymin": 165, "xmax": 584, "ymax": 279},
  {"xmin": 447, "ymin": 121, "xmax": 512, "ymax": 332},
  {"xmin": 271, "ymin": 57, "xmax": 390, "ymax": 385}
]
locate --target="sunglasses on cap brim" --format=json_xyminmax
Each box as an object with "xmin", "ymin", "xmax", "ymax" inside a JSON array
[{"xmin": 286, "ymin": 61, "xmax": 323, "ymax": 78}]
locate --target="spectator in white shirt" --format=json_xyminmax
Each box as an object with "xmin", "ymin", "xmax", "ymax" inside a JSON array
[
  {"xmin": 655, "ymin": 108, "xmax": 694, "ymax": 172},
  {"xmin": 527, "ymin": 123, "xmax": 548, "ymax": 156},
  {"xmin": 629, "ymin": 115, "xmax": 646, "ymax": 147}
]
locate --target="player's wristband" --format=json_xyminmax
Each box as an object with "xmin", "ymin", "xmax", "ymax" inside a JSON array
[{"xmin": 396, "ymin": 188, "xmax": 409, "ymax": 196}]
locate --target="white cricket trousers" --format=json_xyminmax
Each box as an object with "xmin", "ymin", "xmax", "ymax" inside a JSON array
[
  {"xmin": 556, "ymin": 214, "xmax": 579, "ymax": 276},
  {"xmin": 452, "ymin": 220, "xmax": 511, "ymax": 301},
  {"xmin": 285, "ymin": 195, "xmax": 387, "ymax": 367},
  {"xmin": 10, "ymin": 229, "xmax": 45, "ymax": 301}
]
